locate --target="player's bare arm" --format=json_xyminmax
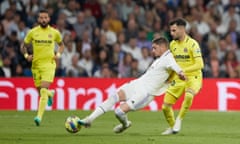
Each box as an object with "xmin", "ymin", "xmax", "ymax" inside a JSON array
[
  {"xmin": 54, "ymin": 41, "xmax": 65, "ymax": 60},
  {"xmin": 21, "ymin": 43, "xmax": 33, "ymax": 62}
]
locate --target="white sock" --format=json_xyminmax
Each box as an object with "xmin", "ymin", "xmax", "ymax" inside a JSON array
[
  {"xmin": 87, "ymin": 94, "xmax": 119, "ymax": 123},
  {"xmin": 115, "ymin": 107, "xmax": 128, "ymax": 126}
]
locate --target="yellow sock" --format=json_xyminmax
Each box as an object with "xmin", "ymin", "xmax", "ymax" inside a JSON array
[
  {"xmin": 178, "ymin": 92, "xmax": 194, "ymax": 119},
  {"xmin": 37, "ymin": 88, "xmax": 48, "ymax": 119},
  {"xmin": 162, "ymin": 104, "xmax": 175, "ymax": 127}
]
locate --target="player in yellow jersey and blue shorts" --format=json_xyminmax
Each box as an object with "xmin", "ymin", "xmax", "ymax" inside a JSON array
[
  {"xmin": 21, "ymin": 9, "xmax": 64, "ymax": 126},
  {"xmin": 161, "ymin": 18, "xmax": 204, "ymax": 135}
]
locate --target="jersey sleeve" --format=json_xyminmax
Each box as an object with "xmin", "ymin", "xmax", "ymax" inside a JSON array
[
  {"xmin": 54, "ymin": 30, "xmax": 62, "ymax": 44},
  {"xmin": 169, "ymin": 41, "xmax": 174, "ymax": 52},
  {"xmin": 191, "ymin": 40, "xmax": 202, "ymax": 58},
  {"xmin": 165, "ymin": 53, "xmax": 182, "ymax": 74},
  {"xmin": 24, "ymin": 29, "xmax": 33, "ymax": 44}
]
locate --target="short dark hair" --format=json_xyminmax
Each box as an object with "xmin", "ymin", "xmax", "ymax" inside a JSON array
[
  {"xmin": 38, "ymin": 9, "xmax": 49, "ymax": 17},
  {"xmin": 152, "ymin": 36, "xmax": 169, "ymax": 47},
  {"xmin": 169, "ymin": 18, "xmax": 187, "ymax": 27}
]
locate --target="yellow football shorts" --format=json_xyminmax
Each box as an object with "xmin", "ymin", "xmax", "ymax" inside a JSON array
[
  {"xmin": 164, "ymin": 75, "xmax": 202, "ymax": 104},
  {"xmin": 31, "ymin": 62, "xmax": 56, "ymax": 87}
]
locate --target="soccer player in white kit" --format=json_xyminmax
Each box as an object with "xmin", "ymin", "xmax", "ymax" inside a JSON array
[{"xmin": 78, "ymin": 37, "xmax": 186, "ymax": 133}]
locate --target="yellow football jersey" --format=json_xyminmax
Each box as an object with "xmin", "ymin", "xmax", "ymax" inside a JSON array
[
  {"xmin": 24, "ymin": 25, "xmax": 62, "ymax": 64},
  {"xmin": 170, "ymin": 35, "xmax": 203, "ymax": 76}
]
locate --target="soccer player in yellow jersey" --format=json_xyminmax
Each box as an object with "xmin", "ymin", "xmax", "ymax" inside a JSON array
[
  {"xmin": 161, "ymin": 18, "xmax": 204, "ymax": 135},
  {"xmin": 21, "ymin": 10, "xmax": 64, "ymax": 126}
]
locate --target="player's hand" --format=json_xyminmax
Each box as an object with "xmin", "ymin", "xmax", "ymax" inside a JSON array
[
  {"xmin": 178, "ymin": 71, "xmax": 187, "ymax": 81},
  {"xmin": 26, "ymin": 55, "xmax": 33, "ymax": 62},
  {"xmin": 53, "ymin": 55, "xmax": 60, "ymax": 60},
  {"xmin": 53, "ymin": 52, "xmax": 61, "ymax": 60}
]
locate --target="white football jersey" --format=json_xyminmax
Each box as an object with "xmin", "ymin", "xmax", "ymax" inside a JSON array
[{"xmin": 132, "ymin": 50, "xmax": 182, "ymax": 95}]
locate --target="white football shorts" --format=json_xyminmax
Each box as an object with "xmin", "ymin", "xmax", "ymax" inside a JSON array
[{"xmin": 118, "ymin": 81, "xmax": 154, "ymax": 110}]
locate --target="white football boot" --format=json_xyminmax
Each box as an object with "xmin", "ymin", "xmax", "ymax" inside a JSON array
[
  {"xmin": 113, "ymin": 121, "xmax": 132, "ymax": 133},
  {"xmin": 78, "ymin": 116, "xmax": 91, "ymax": 128},
  {"xmin": 173, "ymin": 117, "xmax": 182, "ymax": 133},
  {"xmin": 161, "ymin": 127, "xmax": 174, "ymax": 135}
]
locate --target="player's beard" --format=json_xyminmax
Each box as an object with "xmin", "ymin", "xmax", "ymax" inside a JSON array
[
  {"xmin": 172, "ymin": 35, "xmax": 179, "ymax": 40},
  {"xmin": 39, "ymin": 21, "xmax": 48, "ymax": 28}
]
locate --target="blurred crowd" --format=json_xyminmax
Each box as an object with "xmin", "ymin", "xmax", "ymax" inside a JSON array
[{"xmin": 0, "ymin": 0, "xmax": 240, "ymax": 78}]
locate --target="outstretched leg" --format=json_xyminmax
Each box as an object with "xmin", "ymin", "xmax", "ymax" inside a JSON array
[
  {"xmin": 173, "ymin": 92, "xmax": 194, "ymax": 133},
  {"xmin": 113, "ymin": 103, "xmax": 132, "ymax": 133},
  {"xmin": 78, "ymin": 92, "xmax": 121, "ymax": 127}
]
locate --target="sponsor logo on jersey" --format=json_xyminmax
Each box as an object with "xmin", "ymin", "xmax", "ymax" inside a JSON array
[
  {"xmin": 35, "ymin": 40, "xmax": 52, "ymax": 44},
  {"xmin": 175, "ymin": 55, "xmax": 190, "ymax": 59}
]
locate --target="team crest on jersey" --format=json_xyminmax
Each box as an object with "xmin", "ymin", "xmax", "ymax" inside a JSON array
[
  {"xmin": 184, "ymin": 48, "xmax": 188, "ymax": 53},
  {"xmin": 48, "ymin": 34, "xmax": 52, "ymax": 38}
]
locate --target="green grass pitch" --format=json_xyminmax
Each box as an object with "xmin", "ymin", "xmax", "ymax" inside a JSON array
[{"xmin": 0, "ymin": 110, "xmax": 239, "ymax": 144}]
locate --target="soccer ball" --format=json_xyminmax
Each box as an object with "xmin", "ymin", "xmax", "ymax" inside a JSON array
[{"xmin": 65, "ymin": 116, "xmax": 81, "ymax": 133}]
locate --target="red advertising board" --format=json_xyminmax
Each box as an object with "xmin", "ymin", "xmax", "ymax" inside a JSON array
[{"xmin": 0, "ymin": 78, "xmax": 240, "ymax": 111}]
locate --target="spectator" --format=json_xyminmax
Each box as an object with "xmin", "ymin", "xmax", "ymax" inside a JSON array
[
  {"xmin": 129, "ymin": 58, "xmax": 141, "ymax": 78},
  {"xmin": 138, "ymin": 0, "xmax": 154, "ymax": 11},
  {"xmin": 110, "ymin": 42, "xmax": 125, "ymax": 70},
  {"xmin": 61, "ymin": 40, "xmax": 76, "ymax": 71},
  {"xmin": 13, "ymin": 64, "xmax": 24, "ymax": 77},
  {"xmin": 92, "ymin": 49, "xmax": 110, "ymax": 75},
  {"xmin": 117, "ymin": 32, "xmax": 128, "ymax": 49},
  {"xmin": 92, "ymin": 27, "xmax": 101, "ymax": 46},
  {"xmin": 119, "ymin": 0, "xmax": 135, "ymax": 23},
  {"xmin": 17, "ymin": 20, "xmax": 30, "ymax": 42},
  {"xmin": 138, "ymin": 47, "xmax": 153, "ymax": 74},
  {"xmin": 124, "ymin": 19, "xmax": 138, "ymax": 42},
  {"xmin": 1, "ymin": 8, "xmax": 17, "ymax": 36},
  {"xmin": 136, "ymin": 28, "xmax": 152, "ymax": 50},
  {"xmin": 191, "ymin": 7, "xmax": 210, "ymax": 36},
  {"xmin": 84, "ymin": 8, "xmax": 97, "ymax": 30},
  {"xmin": 60, "ymin": 0, "xmax": 79, "ymax": 25},
  {"xmin": 122, "ymin": 37, "xmax": 142, "ymax": 61},
  {"xmin": 100, "ymin": 19, "xmax": 117, "ymax": 46},
  {"xmin": 0, "ymin": 23, "xmax": 6, "ymax": 51},
  {"xmin": 55, "ymin": 18, "xmax": 72, "ymax": 39},
  {"xmin": 73, "ymin": 12, "xmax": 91, "ymax": 40},
  {"xmin": 83, "ymin": 0, "xmax": 103, "ymax": 26},
  {"xmin": 93, "ymin": 33, "xmax": 111, "ymax": 57},
  {"xmin": 25, "ymin": 0, "xmax": 42, "ymax": 27},
  {"xmin": 178, "ymin": 0, "xmax": 191, "ymax": 17},
  {"xmin": 108, "ymin": 0, "xmax": 122, "ymax": 20},
  {"xmin": 66, "ymin": 53, "xmax": 88, "ymax": 77},
  {"xmin": 132, "ymin": 4, "xmax": 145, "ymax": 29},
  {"xmin": 223, "ymin": 50, "xmax": 240, "ymax": 78},
  {"xmin": 108, "ymin": 9, "xmax": 123, "ymax": 34},
  {"xmin": 218, "ymin": 4, "xmax": 240, "ymax": 34},
  {"xmin": 93, "ymin": 62, "xmax": 112, "ymax": 78},
  {"xmin": 78, "ymin": 45, "xmax": 94, "ymax": 77},
  {"xmin": 55, "ymin": 58, "xmax": 66, "ymax": 77},
  {"xmin": 118, "ymin": 52, "xmax": 133, "ymax": 78},
  {"xmin": 204, "ymin": 48, "xmax": 225, "ymax": 77},
  {"xmin": 1, "ymin": 56, "xmax": 11, "ymax": 77},
  {"xmin": 217, "ymin": 38, "xmax": 229, "ymax": 61},
  {"xmin": 227, "ymin": 19, "xmax": 240, "ymax": 48}
]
